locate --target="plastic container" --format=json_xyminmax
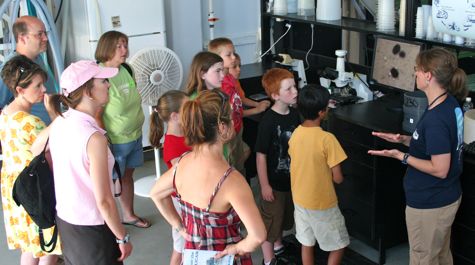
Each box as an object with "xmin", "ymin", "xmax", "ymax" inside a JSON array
[
  {"xmin": 298, "ymin": 0, "xmax": 315, "ymax": 16},
  {"xmin": 463, "ymin": 97, "xmax": 473, "ymax": 113}
]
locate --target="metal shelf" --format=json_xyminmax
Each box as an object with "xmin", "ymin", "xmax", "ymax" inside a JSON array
[{"xmin": 263, "ymin": 12, "xmax": 475, "ymax": 52}]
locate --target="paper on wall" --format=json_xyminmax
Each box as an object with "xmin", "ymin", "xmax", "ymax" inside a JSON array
[
  {"xmin": 432, "ymin": 0, "xmax": 475, "ymax": 39},
  {"xmin": 182, "ymin": 249, "xmax": 234, "ymax": 265}
]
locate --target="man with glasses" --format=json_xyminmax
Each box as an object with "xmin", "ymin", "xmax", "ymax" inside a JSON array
[{"xmin": 0, "ymin": 16, "xmax": 56, "ymax": 124}]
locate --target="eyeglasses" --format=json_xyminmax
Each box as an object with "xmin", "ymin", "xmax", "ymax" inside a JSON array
[
  {"xmin": 13, "ymin": 66, "xmax": 26, "ymax": 89},
  {"xmin": 28, "ymin": 30, "xmax": 48, "ymax": 39}
]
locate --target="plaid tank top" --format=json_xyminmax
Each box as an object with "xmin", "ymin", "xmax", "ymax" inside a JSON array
[{"xmin": 172, "ymin": 159, "xmax": 252, "ymax": 265}]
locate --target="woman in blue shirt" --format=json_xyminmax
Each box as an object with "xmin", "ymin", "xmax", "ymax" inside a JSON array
[{"xmin": 369, "ymin": 47, "xmax": 467, "ymax": 265}]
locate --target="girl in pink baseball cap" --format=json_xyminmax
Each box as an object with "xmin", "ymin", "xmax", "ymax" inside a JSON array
[{"xmin": 32, "ymin": 60, "xmax": 133, "ymax": 265}]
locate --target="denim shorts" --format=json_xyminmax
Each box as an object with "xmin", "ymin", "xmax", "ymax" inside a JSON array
[{"xmin": 110, "ymin": 136, "xmax": 144, "ymax": 179}]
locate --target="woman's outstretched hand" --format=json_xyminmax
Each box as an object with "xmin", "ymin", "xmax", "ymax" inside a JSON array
[
  {"xmin": 368, "ymin": 149, "xmax": 404, "ymax": 161},
  {"xmin": 372, "ymin": 131, "xmax": 402, "ymax": 143},
  {"xmin": 372, "ymin": 131, "xmax": 411, "ymax": 146}
]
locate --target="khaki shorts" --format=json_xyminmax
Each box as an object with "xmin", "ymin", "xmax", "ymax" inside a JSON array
[
  {"xmin": 259, "ymin": 190, "xmax": 294, "ymax": 242},
  {"xmin": 294, "ymin": 204, "xmax": 350, "ymax": 251},
  {"xmin": 227, "ymin": 127, "xmax": 250, "ymax": 176},
  {"xmin": 406, "ymin": 197, "xmax": 461, "ymax": 265}
]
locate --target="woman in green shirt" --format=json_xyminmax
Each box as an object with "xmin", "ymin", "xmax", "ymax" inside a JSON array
[{"xmin": 95, "ymin": 31, "xmax": 150, "ymax": 228}]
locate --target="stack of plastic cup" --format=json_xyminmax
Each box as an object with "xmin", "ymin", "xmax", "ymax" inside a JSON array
[
  {"xmin": 415, "ymin": 7, "xmax": 424, "ymax": 38},
  {"xmin": 274, "ymin": 0, "xmax": 288, "ymax": 15},
  {"xmin": 287, "ymin": 0, "xmax": 297, "ymax": 13},
  {"xmin": 377, "ymin": 0, "xmax": 396, "ymax": 32},
  {"xmin": 426, "ymin": 15, "xmax": 436, "ymax": 40},
  {"xmin": 298, "ymin": 0, "xmax": 315, "ymax": 16}
]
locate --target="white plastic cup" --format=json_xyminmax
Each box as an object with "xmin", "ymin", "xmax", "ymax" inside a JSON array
[
  {"xmin": 455, "ymin": 36, "xmax": 465, "ymax": 45},
  {"xmin": 422, "ymin": 5, "xmax": 432, "ymax": 37},
  {"xmin": 316, "ymin": 0, "xmax": 341, "ymax": 20},
  {"xmin": 298, "ymin": 0, "xmax": 315, "ymax": 16},
  {"xmin": 443, "ymin": 33, "xmax": 452, "ymax": 43},
  {"xmin": 287, "ymin": 0, "xmax": 297, "ymax": 13},
  {"xmin": 274, "ymin": 0, "xmax": 288, "ymax": 15}
]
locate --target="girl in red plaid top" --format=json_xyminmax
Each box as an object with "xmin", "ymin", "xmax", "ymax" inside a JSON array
[{"xmin": 150, "ymin": 89, "xmax": 266, "ymax": 264}]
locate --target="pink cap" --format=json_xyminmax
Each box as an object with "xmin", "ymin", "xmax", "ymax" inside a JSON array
[{"xmin": 60, "ymin": 60, "xmax": 118, "ymax": 96}]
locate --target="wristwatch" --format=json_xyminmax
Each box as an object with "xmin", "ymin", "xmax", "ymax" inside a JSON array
[
  {"xmin": 401, "ymin": 153, "xmax": 410, "ymax": 165},
  {"xmin": 116, "ymin": 233, "xmax": 130, "ymax": 244}
]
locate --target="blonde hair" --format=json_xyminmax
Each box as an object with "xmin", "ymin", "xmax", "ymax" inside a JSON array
[
  {"xmin": 181, "ymin": 89, "xmax": 231, "ymax": 146},
  {"xmin": 149, "ymin": 90, "xmax": 188, "ymax": 148},
  {"xmin": 208, "ymin": 37, "xmax": 234, "ymax": 55},
  {"xmin": 416, "ymin": 48, "xmax": 468, "ymax": 101},
  {"xmin": 184, "ymin": 51, "xmax": 223, "ymax": 95}
]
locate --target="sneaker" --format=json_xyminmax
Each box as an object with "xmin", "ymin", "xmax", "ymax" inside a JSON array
[
  {"xmin": 262, "ymin": 258, "xmax": 279, "ymax": 265},
  {"xmin": 274, "ymin": 245, "xmax": 285, "ymax": 256}
]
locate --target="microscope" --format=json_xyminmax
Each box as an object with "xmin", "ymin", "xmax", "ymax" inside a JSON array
[
  {"xmin": 273, "ymin": 53, "xmax": 308, "ymax": 89},
  {"xmin": 334, "ymin": 49, "xmax": 353, "ymax": 88}
]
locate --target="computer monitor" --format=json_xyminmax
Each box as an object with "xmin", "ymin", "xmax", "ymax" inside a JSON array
[{"xmin": 370, "ymin": 35, "xmax": 424, "ymax": 93}]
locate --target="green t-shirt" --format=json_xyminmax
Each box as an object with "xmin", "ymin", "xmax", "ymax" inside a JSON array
[{"xmin": 102, "ymin": 65, "xmax": 145, "ymax": 144}]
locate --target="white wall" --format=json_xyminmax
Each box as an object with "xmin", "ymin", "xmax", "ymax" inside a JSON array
[
  {"xmin": 200, "ymin": 0, "xmax": 261, "ymax": 65},
  {"xmin": 164, "ymin": 0, "xmax": 203, "ymax": 89},
  {"xmin": 56, "ymin": 0, "xmax": 260, "ymax": 88},
  {"xmin": 165, "ymin": 0, "xmax": 261, "ymax": 88}
]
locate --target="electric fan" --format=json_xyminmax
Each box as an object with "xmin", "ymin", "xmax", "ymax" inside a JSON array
[{"xmin": 129, "ymin": 47, "xmax": 183, "ymax": 197}]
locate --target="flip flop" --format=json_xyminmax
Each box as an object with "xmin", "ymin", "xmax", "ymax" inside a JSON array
[{"xmin": 122, "ymin": 217, "xmax": 151, "ymax": 228}]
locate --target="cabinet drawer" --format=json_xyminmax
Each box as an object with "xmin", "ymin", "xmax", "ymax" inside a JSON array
[
  {"xmin": 338, "ymin": 159, "xmax": 375, "ymax": 204},
  {"xmin": 461, "ymin": 161, "xmax": 475, "ymax": 195},
  {"xmin": 452, "ymin": 223, "xmax": 475, "ymax": 263},
  {"xmin": 455, "ymin": 195, "xmax": 475, "ymax": 230},
  {"xmin": 340, "ymin": 139, "xmax": 375, "ymax": 168},
  {"xmin": 339, "ymin": 198, "xmax": 375, "ymax": 243},
  {"xmin": 453, "ymin": 253, "xmax": 475, "ymax": 265},
  {"xmin": 331, "ymin": 119, "xmax": 374, "ymax": 147}
]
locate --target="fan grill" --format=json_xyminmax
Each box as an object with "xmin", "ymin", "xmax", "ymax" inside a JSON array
[{"xmin": 129, "ymin": 47, "xmax": 183, "ymax": 106}]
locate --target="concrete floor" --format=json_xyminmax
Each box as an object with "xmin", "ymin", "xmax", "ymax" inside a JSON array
[{"xmin": 0, "ymin": 158, "xmax": 409, "ymax": 264}]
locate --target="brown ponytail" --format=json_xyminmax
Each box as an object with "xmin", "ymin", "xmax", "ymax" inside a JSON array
[
  {"xmin": 416, "ymin": 48, "xmax": 468, "ymax": 101},
  {"xmin": 449, "ymin": 68, "xmax": 468, "ymax": 102},
  {"xmin": 149, "ymin": 90, "xmax": 187, "ymax": 148},
  {"xmin": 48, "ymin": 79, "xmax": 95, "ymax": 117},
  {"xmin": 181, "ymin": 89, "xmax": 232, "ymax": 147}
]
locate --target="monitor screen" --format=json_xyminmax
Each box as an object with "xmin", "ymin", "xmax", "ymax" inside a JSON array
[{"xmin": 370, "ymin": 35, "xmax": 424, "ymax": 93}]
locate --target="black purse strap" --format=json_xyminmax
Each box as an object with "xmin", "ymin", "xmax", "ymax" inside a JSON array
[
  {"xmin": 37, "ymin": 137, "xmax": 58, "ymax": 253},
  {"xmin": 43, "ymin": 137, "xmax": 49, "ymax": 153},
  {"xmin": 39, "ymin": 225, "xmax": 58, "ymax": 252},
  {"xmin": 36, "ymin": 137, "xmax": 50, "ymax": 221},
  {"xmin": 106, "ymin": 134, "xmax": 123, "ymax": 197},
  {"xmin": 113, "ymin": 161, "xmax": 122, "ymax": 197}
]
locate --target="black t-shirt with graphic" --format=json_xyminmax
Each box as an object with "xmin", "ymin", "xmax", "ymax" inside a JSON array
[{"xmin": 255, "ymin": 108, "xmax": 300, "ymax": 192}]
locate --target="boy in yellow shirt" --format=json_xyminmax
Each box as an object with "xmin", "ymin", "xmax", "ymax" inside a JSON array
[{"xmin": 288, "ymin": 85, "xmax": 350, "ymax": 265}]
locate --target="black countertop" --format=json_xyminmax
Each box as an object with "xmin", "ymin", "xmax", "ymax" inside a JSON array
[{"xmin": 331, "ymin": 95, "xmax": 405, "ymax": 134}]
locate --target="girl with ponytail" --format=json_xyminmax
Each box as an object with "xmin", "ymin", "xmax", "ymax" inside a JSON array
[
  {"xmin": 150, "ymin": 89, "xmax": 266, "ymax": 264},
  {"xmin": 149, "ymin": 90, "xmax": 190, "ymax": 265}
]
